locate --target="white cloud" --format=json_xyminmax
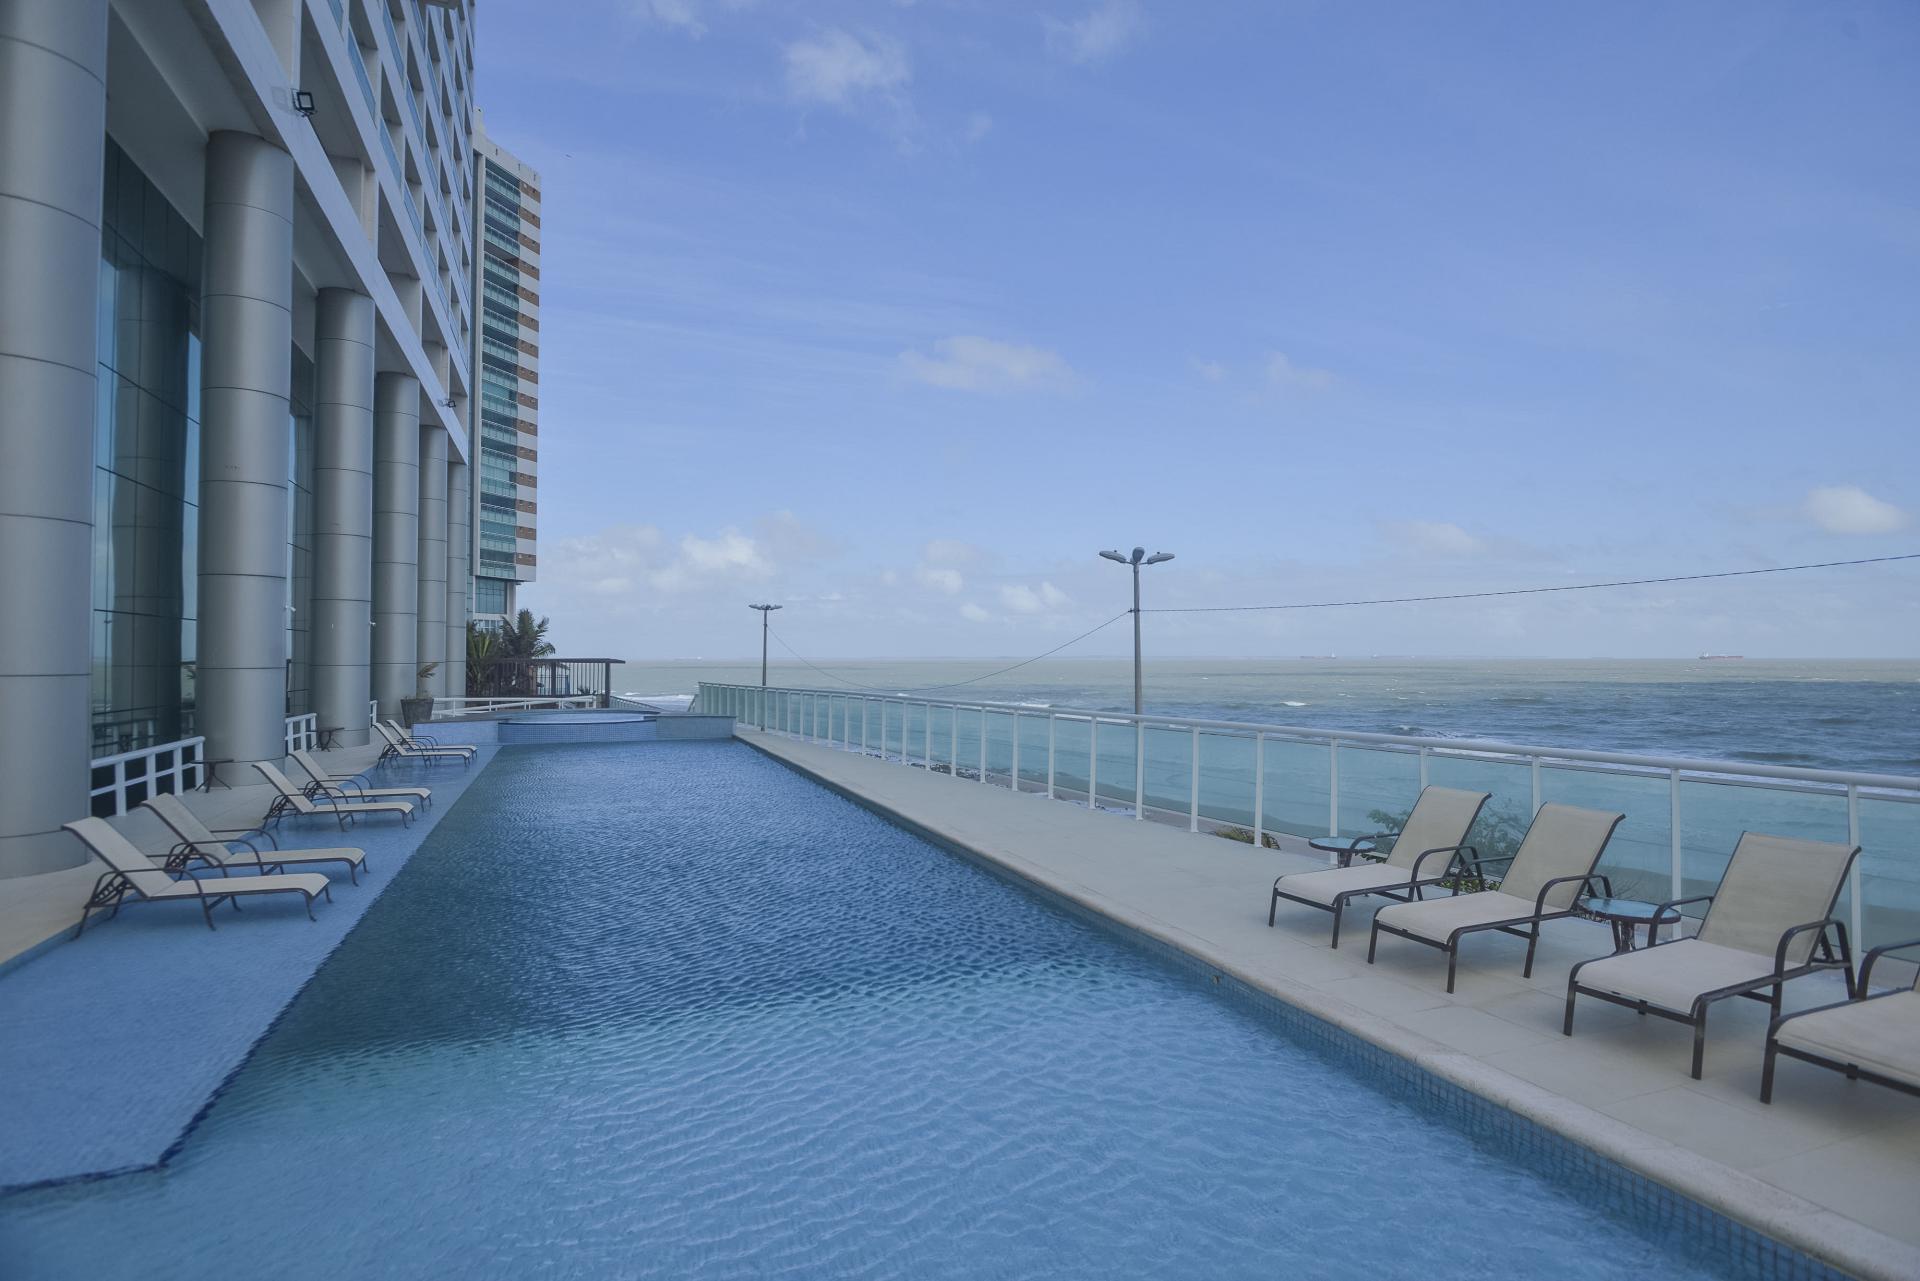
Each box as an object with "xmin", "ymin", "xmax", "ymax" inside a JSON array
[
  {"xmin": 998, "ymin": 581, "xmax": 1071, "ymax": 614},
  {"xmin": 964, "ymin": 111, "xmax": 994, "ymax": 143},
  {"xmin": 900, "ymin": 336, "xmax": 1076, "ymax": 392},
  {"xmin": 921, "ymin": 538, "xmax": 982, "ymax": 566},
  {"xmin": 546, "ymin": 522, "xmax": 774, "ymax": 598},
  {"xmin": 784, "ymin": 29, "xmax": 910, "ymax": 107},
  {"xmin": 1385, "ymin": 520, "xmax": 1486, "ymax": 557},
  {"xmin": 959, "ymin": 602, "xmax": 992, "ymax": 623},
  {"xmin": 629, "ymin": 0, "xmax": 753, "ymax": 37},
  {"xmin": 1045, "ymin": 1, "xmax": 1145, "ymax": 65},
  {"xmin": 1802, "ymin": 485, "xmax": 1910, "ymax": 535},
  {"xmin": 916, "ymin": 567, "xmax": 964, "ymax": 595},
  {"xmin": 1190, "ymin": 358, "xmax": 1226, "ymax": 382},
  {"xmin": 1264, "ymin": 351, "xmax": 1334, "ymax": 391}
]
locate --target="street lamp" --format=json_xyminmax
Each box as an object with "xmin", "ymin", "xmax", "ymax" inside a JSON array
[
  {"xmin": 1098, "ymin": 546, "xmax": 1174, "ymax": 715},
  {"xmin": 748, "ymin": 604, "xmax": 781, "ymax": 687}
]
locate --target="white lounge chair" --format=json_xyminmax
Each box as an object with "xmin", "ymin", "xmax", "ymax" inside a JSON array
[
  {"xmin": 142, "ymin": 792, "xmax": 368, "ymax": 884},
  {"xmin": 256, "ymin": 762, "xmax": 415, "ymax": 830},
  {"xmin": 382, "ymin": 718, "xmax": 474, "ymax": 755},
  {"xmin": 290, "ymin": 748, "xmax": 431, "ymax": 809},
  {"xmin": 1367, "ymin": 803, "xmax": 1625, "ymax": 991},
  {"xmin": 65, "ymin": 817, "xmax": 331, "ymax": 936},
  {"xmin": 1762, "ymin": 937, "xmax": 1920, "ymax": 1103},
  {"xmin": 374, "ymin": 721, "xmax": 473, "ymax": 765},
  {"xmin": 1564, "ymin": 833, "xmax": 1860, "ymax": 1079},
  {"xmin": 1267, "ymin": 786, "xmax": 1491, "ymax": 948}
]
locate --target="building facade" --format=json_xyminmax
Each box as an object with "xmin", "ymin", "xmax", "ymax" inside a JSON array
[
  {"xmin": 0, "ymin": 0, "xmax": 485, "ymax": 878},
  {"xmin": 468, "ymin": 113, "xmax": 540, "ymax": 629}
]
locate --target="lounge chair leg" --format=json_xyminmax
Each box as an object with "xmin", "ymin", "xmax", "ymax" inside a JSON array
[
  {"xmin": 1445, "ymin": 947, "xmax": 1459, "ymax": 994},
  {"xmin": 1330, "ymin": 899, "xmax": 1345, "ymax": 950},
  {"xmin": 1562, "ymin": 985, "xmax": 1577, "ymax": 1036},
  {"xmin": 305, "ymin": 894, "xmax": 316, "ymax": 922},
  {"xmin": 1268, "ymin": 888, "xmax": 1278, "ymax": 927},
  {"xmin": 1366, "ymin": 922, "xmax": 1380, "ymax": 964},
  {"xmin": 1760, "ymin": 1041, "xmax": 1778, "ymax": 1104},
  {"xmin": 1690, "ymin": 1006, "xmax": 1708, "ymax": 1080},
  {"xmin": 1522, "ymin": 924, "xmax": 1539, "ymax": 979}
]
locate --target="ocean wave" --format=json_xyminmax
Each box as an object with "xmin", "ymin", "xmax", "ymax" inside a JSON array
[{"xmin": 1281, "ymin": 700, "xmax": 1308, "ymax": 708}]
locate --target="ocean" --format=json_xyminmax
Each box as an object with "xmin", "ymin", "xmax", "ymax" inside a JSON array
[{"xmin": 619, "ymin": 657, "xmax": 1920, "ymax": 777}]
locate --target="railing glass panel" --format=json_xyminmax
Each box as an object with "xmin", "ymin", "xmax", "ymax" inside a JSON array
[
  {"xmin": 1015, "ymin": 714, "xmax": 1049, "ymax": 791},
  {"xmin": 1677, "ymin": 778, "xmax": 1850, "ymax": 912},
  {"xmin": 1199, "ymin": 731, "xmax": 1257, "ymax": 829},
  {"xmin": 1540, "ymin": 764, "xmax": 1674, "ymax": 902},
  {"xmin": 1093, "ymin": 719, "xmax": 1139, "ymax": 811},
  {"xmin": 1335, "ymin": 743, "xmax": 1420, "ymax": 837},
  {"xmin": 1859, "ymin": 793, "xmax": 1920, "ymax": 949},
  {"xmin": 1140, "ymin": 724, "xmax": 1191, "ymax": 818},
  {"xmin": 1260, "ymin": 737, "xmax": 1331, "ymax": 838}
]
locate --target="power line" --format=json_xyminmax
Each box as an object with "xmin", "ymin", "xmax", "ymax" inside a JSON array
[
  {"xmin": 767, "ymin": 612, "xmax": 1130, "ymax": 693},
  {"xmin": 1142, "ymin": 554, "xmax": 1920, "ymax": 614}
]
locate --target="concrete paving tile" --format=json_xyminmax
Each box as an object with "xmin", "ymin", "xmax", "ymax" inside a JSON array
[{"xmin": 1601, "ymin": 1083, "xmax": 1856, "ymax": 1170}]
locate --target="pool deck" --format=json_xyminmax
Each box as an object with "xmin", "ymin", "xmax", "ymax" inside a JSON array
[
  {"xmin": 0, "ymin": 739, "xmax": 497, "ymax": 1190},
  {"xmin": 737, "ymin": 728, "xmax": 1920, "ymax": 1281}
]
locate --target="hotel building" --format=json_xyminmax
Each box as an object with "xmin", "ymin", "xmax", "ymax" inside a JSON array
[
  {"xmin": 0, "ymin": 0, "xmax": 498, "ymax": 877},
  {"xmin": 469, "ymin": 112, "xmax": 539, "ymax": 626}
]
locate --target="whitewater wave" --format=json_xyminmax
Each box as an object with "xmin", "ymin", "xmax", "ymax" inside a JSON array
[{"xmin": 1281, "ymin": 700, "xmax": 1308, "ymax": 708}]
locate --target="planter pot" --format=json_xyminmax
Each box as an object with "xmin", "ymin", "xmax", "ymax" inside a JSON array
[{"xmin": 399, "ymin": 695, "xmax": 436, "ymax": 727}]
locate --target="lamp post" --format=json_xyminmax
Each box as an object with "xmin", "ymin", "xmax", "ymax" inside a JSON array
[
  {"xmin": 748, "ymin": 604, "xmax": 781, "ymax": 687},
  {"xmin": 1098, "ymin": 547, "xmax": 1174, "ymax": 715}
]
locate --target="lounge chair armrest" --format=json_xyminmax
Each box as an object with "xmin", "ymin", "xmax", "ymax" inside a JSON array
[
  {"xmin": 1533, "ymin": 872, "xmax": 1609, "ymax": 916},
  {"xmin": 210, "ymin": 825, "xmax": 278, "ymax": 849},
  {"xmin": 1855, "ymin": 937, "xmax": 1920, "ymax": 992},
  {"xmin": 1653, "ymin": 892, "xmax": 1715, "ymax": 921},
  {"xmin": 1410, "ymin": 843, "xmax": 1477, "ymax": 879},
  {"xmin": 1773, "ymin": 917, "xmax": 1850, "ymax": 977}
]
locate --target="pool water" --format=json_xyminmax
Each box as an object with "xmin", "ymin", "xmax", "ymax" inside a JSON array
[{"xmin": 0, "ymin": 743, "xmax": 1795, "ymax": 1278}]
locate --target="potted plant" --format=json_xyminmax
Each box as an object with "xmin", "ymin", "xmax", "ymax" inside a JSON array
[{"xmin": 400, "ymin": 662, "xmax": 439, "ymax": 727}]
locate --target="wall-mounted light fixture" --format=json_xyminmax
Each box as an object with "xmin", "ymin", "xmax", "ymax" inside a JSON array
[{"xmin": 292, "ymin": 89, "xmax": 317, "ymax": 117}]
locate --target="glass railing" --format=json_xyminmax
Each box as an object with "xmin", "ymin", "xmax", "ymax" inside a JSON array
[
  {"xmin": 346, "ymin": 39, "xmax": 376, "ymax": 116},
  {"xmin": 699, "ymin": 682, "xmax": 1920, "ymax": 951}
]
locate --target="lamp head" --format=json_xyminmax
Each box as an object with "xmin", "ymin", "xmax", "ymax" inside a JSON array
[
  {"xmin": 1145, "ymin": 552, "xmax": 1175, "ymax": 565},
  {"xmin": 1098, "ymin": 550, "xmax": 1128, "ymax": 564},
  {"xmin": 1131, "ymin": 546, "xmax": 1146, "ymax": 564}
]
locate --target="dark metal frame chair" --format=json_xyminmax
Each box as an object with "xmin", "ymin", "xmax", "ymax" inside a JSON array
[
  {"xmin": 63, "ymin": 817, "xmax": 331, "ymax": 937},
  {"xmin": 1563, "ymin": 836, "xmax": 1860, "ymax": 1079},
  {"xmin": 1367, "ymin": 807, "xmax": 1626, "ymax": 992},
  {"xmin": 142, "ymin": 793, "xmax": 365, "ymax": 885},
  {"xmin": 1761, "ymin": 938, "xmax": 1920, "ymax": 1103}
]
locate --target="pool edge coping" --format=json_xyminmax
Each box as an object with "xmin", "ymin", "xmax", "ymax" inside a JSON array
[{"xmin": 741, "ymin": 731, "xmax": 1920, "ymax": 1281}]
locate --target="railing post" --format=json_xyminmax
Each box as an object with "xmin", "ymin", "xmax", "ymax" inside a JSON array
[
  {"xmin": 978, "ymin": 707, "xmax": 987, "ymax": 784},
  {"xmin": 1328, "ymin": 738, "xmax": 1340, "ymax": 837},
  {"xmin": 924, "ymin": 702, "xmax": 932, "ymax": 769},
  {"xmin": 1134, "ymin": 721, "xmax": 1145, "ymax": 821},
  {"xmin": 1253, "ymin": 731, "xmax": 1265, "ymax": 849},
  {"xmin": 1011, "ymin": 712, "xmax": 1020, "ymax": 793},
  {"xmin": 950, "ymin": 706, "xmax": 958, "ymax": 779},
  {"xmin": 1189, "ymin": 725, "xmax": 1200, "ymax": 833},
  {"xmin": 861, "ymin": 697, "xmax": 868, "ymax": 751},
  {"xmin": 1418, "ymin": 744, "xmax": 1429, "ymax": 789},
  {"xmin": 1669, "ymin": 767, "xmax": 1683, "ymax": 899},
  {"xmin": 1088, "ymin": 717, "xmax": 1098, "ymax": 810},
  {"xmin": 1531, "ymin": 755, "xmax": 1542, "ymax": 814},
  {"xmin": 1847, "ymin": 783, "xmax": 1862, "ymax": 950},
  {"xmin": 1047, "ymin": 714, "xmax": 1056, "ymax": 799}
]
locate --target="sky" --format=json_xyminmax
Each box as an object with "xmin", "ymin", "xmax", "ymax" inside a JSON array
[{"xmin": 475, "ymin": 1, "xmax": 1919, "ymax": 662}]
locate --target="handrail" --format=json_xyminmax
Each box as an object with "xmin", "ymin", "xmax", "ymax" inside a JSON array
[
  {"xmin": 89, "ymin": 736, "xmax": 205, "ymax": 816},
  {"xmin": 695, "ymin": 680, "xmax": 1920, "ymax": 793}
]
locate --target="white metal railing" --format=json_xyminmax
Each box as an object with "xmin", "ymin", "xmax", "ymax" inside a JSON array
[
  {"xmin": 89, "ymin": 736, "xmax": 206, "ymax": 816},
  {"xmin": 284, "ymin": 713, "xmax": 317, "ymax": 755},
  {"xmin": 433, "ymin": 696, "xmax": 598, "ymax": 718},
  {"xmin": 700, "ymin": 681, "xmax": 1920, "ymax": 950}
]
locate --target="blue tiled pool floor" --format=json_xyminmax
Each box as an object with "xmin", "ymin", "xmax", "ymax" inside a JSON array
[
  {"xmin": 0, "ymin": 741, "xmax": 1843, "ymax": 1278},
  {"xmin": 0, "ymin": 748, "xmax": 498, "ymax": 1189}
]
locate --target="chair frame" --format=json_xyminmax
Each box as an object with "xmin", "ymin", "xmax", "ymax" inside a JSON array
[
  {"xmin": 374, "ymin": 721, "xmax": 471, "ymax": 766},
  {"xmin": 1269, "ymin": 842, "xmax": 1478, "ymax": 949},
  {"xmin": 144, "ymin": 795, "xmax": 364, "ymax": 885},
  {"xmin": 1760, "ymin": 938, "xmax": 1920, "ymax": 1104},
  {"xmin": 257, "ymin": 764, "xmax": 414, "ymax": 831},
  {"xmin": 1563, "ymin": 844, "xmax": 1861, "ymax": 1080},
  {"xmin": 290, "ymin": 750, "xmax": 430, "ymax": 810},
  {"xmin": 1367, "ymin": 840, "xmax": 1623, "ymax": 993},
  {"xmin": 67, "ymin": 828, "xmax": 330, "ymax": 938}
]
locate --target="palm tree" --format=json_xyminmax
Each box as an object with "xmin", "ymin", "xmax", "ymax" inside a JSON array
[{"xmin": 501, "ymin": 609, "xmax": 555, "ymax": 659}]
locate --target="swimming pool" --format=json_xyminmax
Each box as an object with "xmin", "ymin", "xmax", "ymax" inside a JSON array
[{"xmin": 0, "ymin": 742, "xmax": 1826, "ymax": 1278}]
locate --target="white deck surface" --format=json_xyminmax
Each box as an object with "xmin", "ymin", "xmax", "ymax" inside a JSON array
[{"xmin": 740, "ymin": 728, "xmax": 1920, "ymax": 1281}]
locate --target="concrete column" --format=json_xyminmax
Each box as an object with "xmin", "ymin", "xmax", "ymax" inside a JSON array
[
  {"xmin": 444, "ymin": 459, "xmax": 470, "ymax": 701},
  {"xmin": 0, "ymin": 0, "xmax": 108, "ymax": 876},
  {"xmin": 415, "ymin": 426, "xmax": 449, "ymax": 698},
  {"xmin": 371, "ymin": 372, "xmax": 419, "ymax": 717},
  {"xmin": 197, "ymin": 132, "xmax": 294, "ymax": 767},
  {"xmin": 310, "ymin": 289, "xmax": 375, "ymax": 746}
]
